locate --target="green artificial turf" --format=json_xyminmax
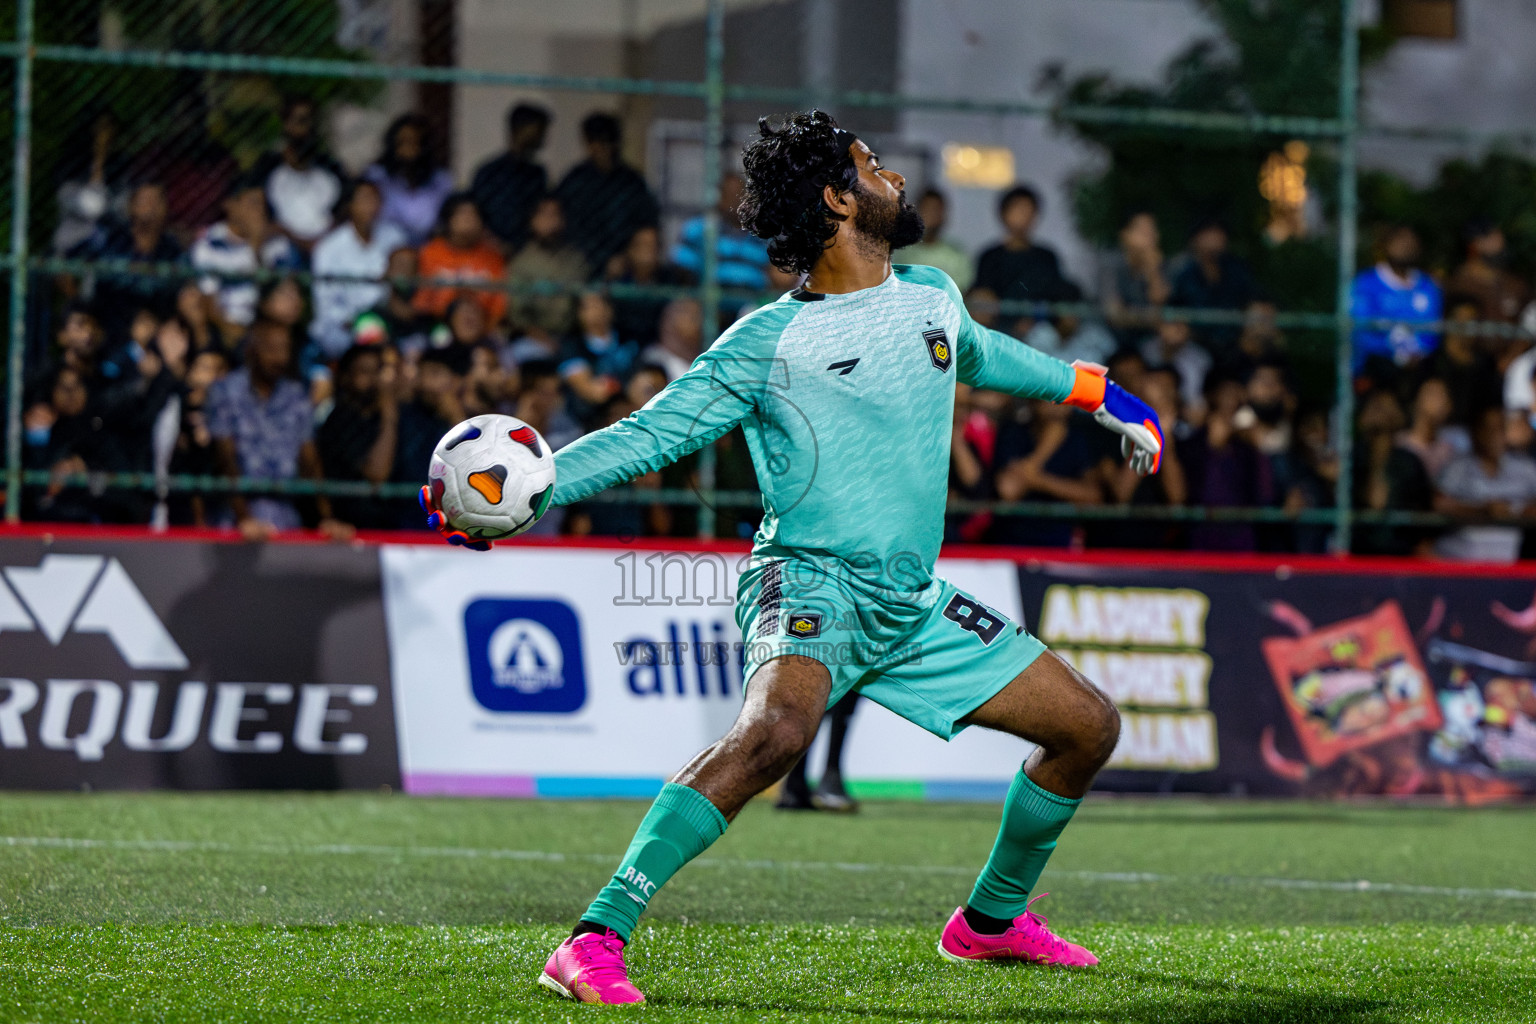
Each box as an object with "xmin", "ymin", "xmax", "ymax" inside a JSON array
[{"xmin": 0, "ymin": 793, "xmax": 1531, "ymax": 1022}]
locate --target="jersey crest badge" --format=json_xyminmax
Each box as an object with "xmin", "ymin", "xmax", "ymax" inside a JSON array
[
  {"xmin": 786, "ymin": 611, "xmax": 822, "ymax": 638},
  {"xmin": 923, "ymin": 328, "xmax": 952, "ymax": 372}
]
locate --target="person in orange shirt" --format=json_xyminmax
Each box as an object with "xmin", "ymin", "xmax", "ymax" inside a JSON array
[{"xmin": 413, "ymin": 193, "xmax": 508, "ymax": 326}]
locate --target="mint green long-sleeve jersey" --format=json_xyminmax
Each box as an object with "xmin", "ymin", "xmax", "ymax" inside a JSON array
[{"xmin": 552, "ymin": 264, "xmax": 1076, "ymax": 603}]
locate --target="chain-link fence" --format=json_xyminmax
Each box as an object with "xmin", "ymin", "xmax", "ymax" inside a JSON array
[{"xmin": 2, "ymin": 0, "xmax": 1532, "ymax": 556}]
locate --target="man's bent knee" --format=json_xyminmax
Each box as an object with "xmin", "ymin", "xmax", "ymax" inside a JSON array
[
  {"xmin": 1085, "ymin": 691, "xmax": 1121, "ymax": 768},
  {"xmin": 736, "ymin": 706, "xmax": 820, "ymax": 780}
]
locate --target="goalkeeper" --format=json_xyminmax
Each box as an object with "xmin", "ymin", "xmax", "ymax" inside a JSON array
[{"xmin": 423, "ymin": 110, "xmax": 1163, "ymax": 1004}]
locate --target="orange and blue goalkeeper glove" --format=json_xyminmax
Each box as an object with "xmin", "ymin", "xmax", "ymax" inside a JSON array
[
  {"xmin": 1062, "ymin": 360, "xmax": 1163, "ymax": 476},
  {"xmin": 418, "ymin": 482, "xmax": 493, "ymax": 551}
]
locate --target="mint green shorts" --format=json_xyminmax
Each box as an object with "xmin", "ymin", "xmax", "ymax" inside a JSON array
[{"xmin": 735, "ymin": 559, "xmax": 1047, "ymax": 739}]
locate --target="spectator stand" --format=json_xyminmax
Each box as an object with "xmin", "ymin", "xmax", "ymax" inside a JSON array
[{"xmin": 2, "ymin": 0, "xmax": 1535, "ymax": 558}]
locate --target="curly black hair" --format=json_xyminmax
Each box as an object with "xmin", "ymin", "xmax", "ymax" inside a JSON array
[{"xmin": 739, "ymin": 110, "xmax": 859, "ymax": 275}]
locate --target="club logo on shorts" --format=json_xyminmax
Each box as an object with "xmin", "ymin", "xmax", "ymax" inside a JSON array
[
  {"xmin": 923, "ymin": 328, "xmax": 952, "ymax": 372},
  {"xmin": 786, "ymin": 611, "xmax": 823, "ymax": 638}
]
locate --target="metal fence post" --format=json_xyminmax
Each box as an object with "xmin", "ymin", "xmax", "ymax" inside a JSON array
[
  {"xmin": 696, "ymin": 0, "xmax": 725, "ymax": 539},
  {"xmin": 1332, "ymin": 0, "xmax": 1360, "ymax": 554},
  {"xmin": 5, "ymin": 0, "xmax": 35, "ymax": 523}
]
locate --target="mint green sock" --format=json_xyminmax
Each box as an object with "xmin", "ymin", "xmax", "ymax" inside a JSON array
[
  {"xmin": 966, "ymin": 768, "xmax": 1081, "ymax": 920},
  {"xmin": 582, "ymin": 782, "xmax": 728, "ymax": 941}
]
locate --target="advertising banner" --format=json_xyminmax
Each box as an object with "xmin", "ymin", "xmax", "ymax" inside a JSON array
[
  {"xmin": 0, "ymin": 538, "xmax": 399, "ymax": 790},
  {"xmin": 380, "ymin": 545, "xmax": 1025, "ymax": 797},
  {"xmin": 1019, "ymin": 560, "xmax": 1536, "ymax": 801}
]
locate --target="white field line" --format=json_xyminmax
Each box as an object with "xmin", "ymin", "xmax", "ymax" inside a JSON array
[{"xmin": 4, "ymin": 835, "xmax": 1534, "ymax": 902}]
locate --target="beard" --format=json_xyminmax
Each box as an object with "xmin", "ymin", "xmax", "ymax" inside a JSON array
[{"xmin": 850, "ymin": 181, "xmax": 925, "ymax": 255}]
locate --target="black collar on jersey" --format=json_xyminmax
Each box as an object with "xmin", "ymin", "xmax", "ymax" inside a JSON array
[{"xmin": 789, "ymin": 288, "xmax": 825, "ymax": 302}]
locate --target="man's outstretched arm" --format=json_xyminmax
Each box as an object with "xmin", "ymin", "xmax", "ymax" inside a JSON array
[{"xmin": 948, "ymin": 286, "xmax": 1162, "ymax": 477}]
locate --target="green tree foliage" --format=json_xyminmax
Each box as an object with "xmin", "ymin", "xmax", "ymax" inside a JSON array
[
  {"xmin": 1054, "ymin": 0, "xmax": 1392, "ymax": 314},
  {"xmin": 1, "ymin": 0, "xmax": 378, "ymax": 247},
  {"xmin": 1361, "ymin": 153, "xmax": 1536, "ymax": 278}
]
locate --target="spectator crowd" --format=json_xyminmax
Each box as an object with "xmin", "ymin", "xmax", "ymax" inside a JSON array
[{"xmin": 25, "ymin": 98, "xmax": 1536, "ymax": 561}]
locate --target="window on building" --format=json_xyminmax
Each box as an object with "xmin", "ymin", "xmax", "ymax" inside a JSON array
[{"xmin": 1384, "ymin": 0, "xmax": 1458, "ymax": 40}]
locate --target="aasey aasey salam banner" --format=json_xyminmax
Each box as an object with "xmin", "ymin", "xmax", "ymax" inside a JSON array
[
  {"xmin": 1017, "ymin": 556, "xmax": 1536, "ymax": 801},
  {"xmin": 0, "ymin": 538, "xmax": 400, "ymax": 789}
]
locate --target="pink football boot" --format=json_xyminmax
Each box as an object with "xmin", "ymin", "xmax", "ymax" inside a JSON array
[
  {"xmin": 539, "ymin": 929, "xmax": 646, "ymax": 1004},
  {"xmin": 937, "ymin": 894, "xmax": 1099, "ymax": 967}
]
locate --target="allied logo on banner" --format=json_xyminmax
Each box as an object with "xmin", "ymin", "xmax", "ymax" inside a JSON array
[
  {"xmin": 0, "ymin": 554, "xmax": 187, "ymax": 669},
  {"xmin": 464, "ymin": 598, "xmax": 587, "ymax": 713}
]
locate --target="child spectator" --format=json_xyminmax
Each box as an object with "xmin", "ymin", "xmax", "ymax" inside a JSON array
[
  {"xmin": 414, "ymin": 193, "xmax": 507, "ymax": 326},
  {"xmin": 430, "ymin": 297, "xmax": 499, "ymax": 376},
  {"xmin": 366, "ymin": 113, "xmax": 455, "ymax": 246},
  {"xmin": 973, "ymin": 185, "xmax": 1064, "ymax": 310},
  {"xmin": 250, "ymin": 95, "xmax": 344, "ymax": 254},
  {"xmin": 174, "ymin": 280, "xmax": 218, "ymax": 353},
  {"xmin": 190, "ymin": 177, "xmax": 300, "ymax": 346},
  {"xmin": 507, "ymin": 195, "xmax": 588, "ymax": 341},
  {"xmin": 470, "ymin": 103, "xmax": 552, "ymax": 250},
  {"xmin": 363, "ymin": 247, "xmax": 433, "ymax": 355},
  {"xmin": 168, "ymin": 346, "xmax": 229, "ymax": 526},
  {"xmin": 1350, "ymin": 224, "xmax": 1441, "ymax": 374},
  {"xmin": 560, "ymin": 290, "xmax": 638, "ymax": 415},
  {"xmin": 311, "ymin": 179, "xmax": 408, "ymax": 360},
  {"xmin": 554, "ymin": 112, "xmax": 660, "ymax": 273},
  {"xmin": 1436, "ymin": 405, "xmax": 1536, "ymax": 563},
  {"xmin": 605, "ymin": 225, "xmax": 692, "ymax": 345}
]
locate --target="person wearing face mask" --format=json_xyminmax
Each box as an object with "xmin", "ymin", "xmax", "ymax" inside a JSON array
[
  {"xmin": 22, "ymin": 367, "xmax": 101, "ymax": 522},
  {"xmin": 1447, "ymin": 220, "xmax": 1529, "ymax": 326},
  {"xmin": 1241, "ymin": 360, "xmax": 1295, "ymax": 458}
]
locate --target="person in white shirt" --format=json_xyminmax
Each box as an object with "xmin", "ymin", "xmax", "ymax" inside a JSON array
[
  {"xmin": 310, "ymin": 179, "xmax": 408, "ymax": 360},
  {"xmin": 251, "ymin": 97, "xmax": 344, "ymax": 253}
]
